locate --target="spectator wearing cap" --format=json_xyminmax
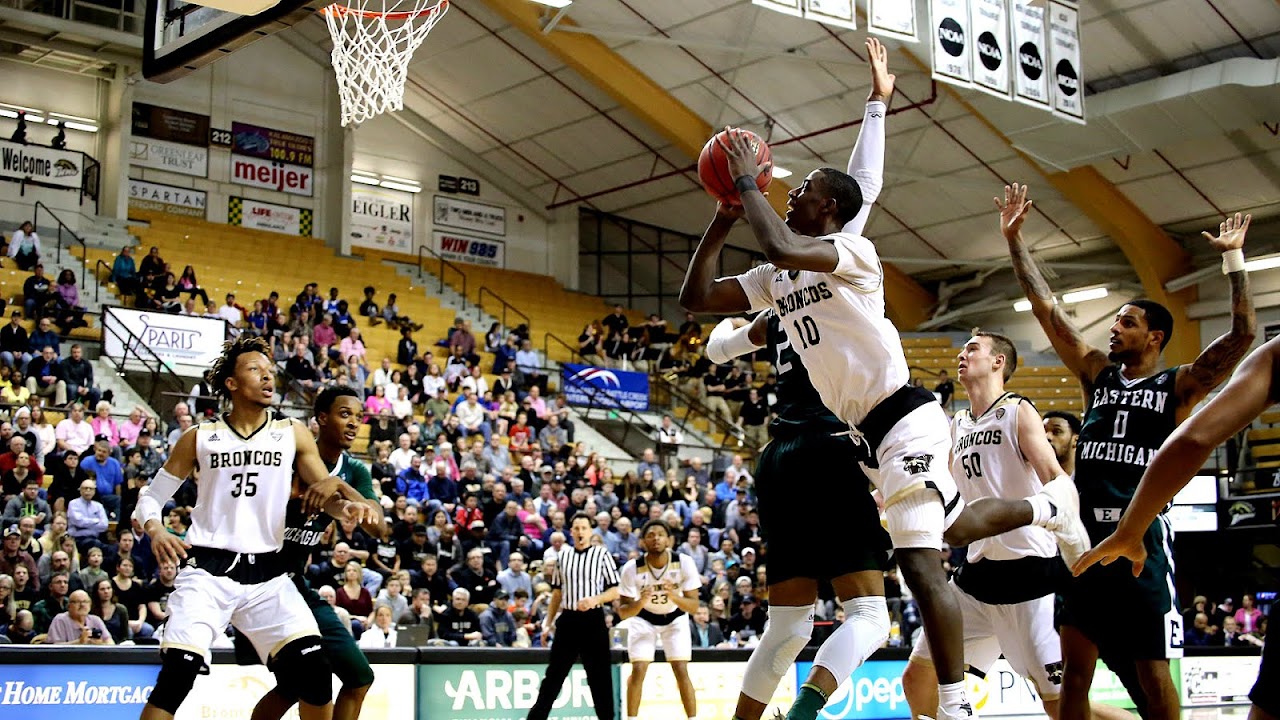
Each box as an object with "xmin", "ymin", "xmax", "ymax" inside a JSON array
[
  {"xmin": 80, "ymin": 437, "xmax": 123, "ymax": 519},
  {"xmin": 134, "ymin": 429, "xmax": 165, "ymax": 477},
  {"xmin": 0, "ymin": 524, "xmax": 38, "ymax": 591},
  {"xmin": 396, "ymin": 523, "xmax": 435, "ymax": 573},
  {"xmin": 726, "ymin": 593, "xmax": 767, "ymax": 642},
  {"xmin": 451, "ymin": 547, "xmax": 498, "ymax": 605},
  {"xmin": 480, "ymin": 590, "xmax": 516, "ymax": 646}
]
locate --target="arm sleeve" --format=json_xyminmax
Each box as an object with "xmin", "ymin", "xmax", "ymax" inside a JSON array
[
  {"xmin": 731, "ymin": 265, "xmax": 778, "ymax": 313},
  {"xmin": 843, "ymin": 101, "xmax": 887, "ymax": 236},
  {"xmin": 832, "ymin": 234, "xmax": 884, "ymax": 291},
  {"xmin": 706, "ymin": 318, "xmax": 765, "ymax": 364}
]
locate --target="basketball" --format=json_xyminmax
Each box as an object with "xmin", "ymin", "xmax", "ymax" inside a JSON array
[{"xmin": 698, "ymin": 129, "xmax": 773, "ymax": 205}]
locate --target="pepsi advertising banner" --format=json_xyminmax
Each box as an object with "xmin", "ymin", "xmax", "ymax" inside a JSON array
[
  {"xmin": 562, "ymin": 364, "xmax": 650, "ymax": 412},
  {"xmin": 795, "ymin": 659, "xmax": 910, "ymax": 719}
]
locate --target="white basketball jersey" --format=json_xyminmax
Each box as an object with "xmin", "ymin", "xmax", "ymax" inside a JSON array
[
  {"xmin": 187, "ymin": 415, "xmax": 298, "ymax": 554},
  {"xmin": 618, "ymin": 551, "xmax": 702, "ymax": 617},
  {"xmin": 950, "ymin": 393, "xmax": 1057, "ymax": 562},
  {"xmin": 736, "ymin": 233, "xmax": 909, "ymax": 426}
]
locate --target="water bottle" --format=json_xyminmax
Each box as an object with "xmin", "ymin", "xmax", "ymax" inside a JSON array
[
  {"xmin": 888, "ymin": 621, "xmax": 902, "ymax": 647},
  {"xmin": 730, "ymin": 631, "xmax": 740, "ymax": 647}
]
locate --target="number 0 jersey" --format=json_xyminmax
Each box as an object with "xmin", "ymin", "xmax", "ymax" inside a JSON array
[
  {"xmin": 736, "ymin": 232, "xmax": 910, "ymax": 427},
  {"xmin": 189, "ymin": 415, "xmax": 298, "ymax": 554},
  {"xmin": 950, "ymin": 393, "xmax": 1057, "ymax": 564},
  {"xmin": 617, "ymin": 551, "xmax": 702, "ymax": 623}
]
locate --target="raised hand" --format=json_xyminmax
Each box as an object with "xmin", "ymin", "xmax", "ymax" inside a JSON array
[
  {"xmin": 1202, "ymin": 212, "xmax": 1252, "ymax": 253},
  {"xmin": 866, "ymin": 37, "xmax": 895, "ymax": 102},
  {"xmin": 995, "ymin": 183, "xmax": 1034, "ymax": 241},
  {"xmin": 1071, "ymin": 526, "xmax": 1147, "ymax": 578},
  {"xmin": 715, "ymin": 127, "xmax": 770, "ymax": 184}
]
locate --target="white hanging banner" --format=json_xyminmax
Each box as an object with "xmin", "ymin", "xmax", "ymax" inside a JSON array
[
  {"xmin": 869, "ymin": 0, "xmax": 918, "ymax": 41},
  {"xmin": 1048, "ymin": 1, "xmax": 1085, "ymax": 124},
  {"xmin": 804, "ymin": 0, "xmax": 856, "ymax": 30},
  {"xmin": 751, "ymin": 0, "xmax": 804, "ymax": 18},
  {"xmin": 970, "ymin": 0, "xmax": 1011, "ymax": 98},
  {"xmin": 1010, "ymin": 0, "xmax": 1051, "ymax": 109},
  {"xmin": 930, "ymin": 0, "xmax": 973, "ymax": 88}
]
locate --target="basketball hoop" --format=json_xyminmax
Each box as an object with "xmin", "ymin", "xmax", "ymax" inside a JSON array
[{"xmin": 321, "ymin": 0, "xmax": 449, "ymax": 126}]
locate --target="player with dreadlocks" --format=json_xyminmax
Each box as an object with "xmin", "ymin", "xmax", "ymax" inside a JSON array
[{"xmin": 134, "ymin": 334, "xmax": 374, "ymax": 720}]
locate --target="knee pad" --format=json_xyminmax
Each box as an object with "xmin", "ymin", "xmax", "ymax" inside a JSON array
[
  {"xmin": 150, "ymin": 648, "xmax": 205, "ymax": 714},
  {"xmin": 272, "ymin": 636, "xmax": 333, "ymax": 707},
  {"xmin": 814, "ymin": 597, "xmax": 891, "ymax": 684},
  {"xmin": 743, "ymin": 604, "xmax": 814, "ymax": 702}
]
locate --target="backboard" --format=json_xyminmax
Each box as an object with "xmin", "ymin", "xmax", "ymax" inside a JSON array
[{"xmin": 144, "ymin": 0, "xmax": 319, "ymax": 82}]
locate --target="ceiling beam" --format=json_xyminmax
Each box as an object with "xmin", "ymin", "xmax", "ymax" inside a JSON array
[{"xmin": 475, "ymin": 0, "xmax": 935, "ymax": 328}]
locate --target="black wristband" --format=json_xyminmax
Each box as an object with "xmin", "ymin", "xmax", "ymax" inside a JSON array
[{"xmin": 734, "ymin": 175, "xmax": 759, "ymax": 195}]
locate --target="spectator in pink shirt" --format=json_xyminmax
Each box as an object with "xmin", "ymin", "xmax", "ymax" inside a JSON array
[
  {"xmin": 365, "ymin": 385, "xmax": 393, "ymax": 418},
  {"xmin": 1235, "ymin": 594, "xmax": 1263, "ymax": 633},
  {"xmin": 340, "ymin": 327, "xmax": 367, "ymax": 366},
  {"xmin": 313, "ymin": 313, "xmax": 339, "ymax": 362},
  {"xmin": 90, "ymin": 401, "xmax": 119, "ymax": 448},
  {"xmin": 118, "ymin": 407, "xmax": 145, "ymax": 448}
]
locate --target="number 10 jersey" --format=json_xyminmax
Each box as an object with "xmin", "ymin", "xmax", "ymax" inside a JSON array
[{"xmin": 188, "ymin": 415, "xmax": 298, "ymax": 554}]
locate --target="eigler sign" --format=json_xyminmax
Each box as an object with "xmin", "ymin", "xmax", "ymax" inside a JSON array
[{"xmin": 0, "ymin": 140, "xmax": 84, "ymax": 189}]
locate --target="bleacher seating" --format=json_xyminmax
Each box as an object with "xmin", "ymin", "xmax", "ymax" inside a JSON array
[{"xmin": 903, "ymin": 336, "xmax": 1085, "ymax": 414}]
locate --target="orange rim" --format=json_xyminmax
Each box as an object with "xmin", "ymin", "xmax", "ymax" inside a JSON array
[{"xmin": 321, "ymin": 0, "xmax": 446, "ymax": 21}]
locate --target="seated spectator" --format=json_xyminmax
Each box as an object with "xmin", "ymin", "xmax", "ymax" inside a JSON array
[
  {"xmin": 60, "ymin": 344, "xmax": 99, "ymax": 408},
  {"xmin": 395, "ymin": 455, "xmax": 429, "ymax": 507},
  {"xmin": 88, "ymin": 577, "xmax": 130, "ymax": 643},
  {"xmin": 51, "ymin": 270, "xmax": 86, "ymax": 332},
  {"xmin": 341, "ymin": 327, "xmax": 367, "ymax": 366},
  {"xmin": 359, "ymin": 286, "xmax": 381, "ymax": 323},
  {"xmin": 26, "ymin": 346, "xmax": 66, "ymax": 407},
  {"xmin": 27, "ymin": 316, "xmax": 58, "ymax": 361},
  {"xmin": 398, "ymin": 587, "xmax": 436, "ymax": 629},
  {"xmin": 0, "ymin": 436, "xmax": 42, "ymax": 487},
  {"xmin": 9, "ymin": 222, "xmax": 41, "ymax": 271},
  {"xmin": 515, "ymin": 340, "xmax": 544, "ymax": 393},
  {"xmin": 0, "ymin": 311, "xmax": 29, "ymax": 370},
  {"xmin": 1186, "ymin": 612, "xmax": 1218, "ymax": 646},
  {"xmin": 286, "ymin": 343, "xmax": 320, "ymax": 393},
  {"xmin": 176, "ymin": 266, "xmax": 210, "ymax": 305},
  {"xmin": 56, "ymin": 403, "xmax": 94, "ymax": 457},
  {"xmin": 32, "ymin": 571, "xmax": 70, "ymax": 633},
  {"xmin": 48, "ymin": 588, "xmax": 113, "ymax": 644},
  {"xmin": 73, "ymin": 546, "xmax": 108, "ymax": 593},
  {"xmin": 22, "ymin": 265, "xmax": 53, "ymax": 320},
  {"xmin": 689, "ymin": 602, "xmax": 726, "ymax": 648},
  {"xmin": 81, "ymin": 438, "xmax": 123, "ymax": 520},
  {"xmin": 451, "ymin": 547, "xmax": 498, "ymax": 606},
  {"xmin": 480, "ymin": 590, "xmax": 516, "ymax": 647},
  {"xmin": 110, "ymin": 555, "xmax": 152, "ymax": 639},
  {"xmin": 0, "ymin": 523, "xmax": 38, "ymax": 589},
  {"xmin": 336, "ymin": 561, "xmax": 373, "ymax": 632},
  {"xmin": 314, "ymin": 313, "xmax": 340, "ymax": 362},
  {"xmin": 66, "ymin": 478, "xmax": 107, "ymax": 552},
  {"xmin": 438, "ymin": 588, "xmax": 483, "ymax": 646},
  {"xmin": 3, "ymin": 477, "xmax": 48, "ymax": 529},
  {"xmin": 357, "ymin": 604, "xmax": 397, "ymax": 648}
]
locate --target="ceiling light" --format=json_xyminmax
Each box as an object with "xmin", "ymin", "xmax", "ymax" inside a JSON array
[
  {"xmin": 380, "ymin": 174, "xmax": 417, "ymax": 184},
  {"xmin": 1062, "ymin": 287, "xmax": 1109, "ymax": 304},
  {"xmin": 529, "ymin": 0, "xmax": 572, "ymax": 7},
  {"xmin": 62, "ymin": 121, "xmax": 98, "ymax": 133},
  {"xmin": 772, "ymin": 165, "xmax": 793, "ymax": 179},
  {"xmin": 379, "ymin": 180, "xmax": 422, "ymax": 193},
  {"xmin": 351, "ymin": 174, "xmax": 380, "ymax": 185},
  {"xmin": 1013, "ymin": 299, "xmax": 1032, "ymax": 312},
  {"xmin": 1245, "ymin": 255, "xmax": 1280, "ymax": 272}
]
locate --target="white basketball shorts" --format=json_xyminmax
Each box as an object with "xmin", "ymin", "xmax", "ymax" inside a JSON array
[
  {"xmin": 910, "ymin": 581, "xmax": 1063, "ymax": 700},
  {"xmin": 625, "ymin": 612, "xmax": 693, "ymax": 663},
  {"xmin": 162, "ymin": 567, "xmax": 320, "ymax": 664},
  {"xmin": 862, "ymin": 402, "xmax": 964, "ymax": 549}
]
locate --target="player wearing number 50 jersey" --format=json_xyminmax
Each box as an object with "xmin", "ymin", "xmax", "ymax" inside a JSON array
[
  {"xmin": 133, "ymin": 334, "xmax": 372, "ymax": 720},
  {"xmin": 617, "ymin": 520, "xmax": 703, "ymax": 720}
]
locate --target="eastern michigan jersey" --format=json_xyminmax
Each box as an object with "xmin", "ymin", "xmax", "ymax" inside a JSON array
[
  {"xmin": 618, "ymin": 551, "xmax": 702, "ymax": 620},
  {"xmin": 189, "ymin": 415, "xmax": 297, "ymax": 554},
  {"xmin": 765, "ymin": 311, "xmax": 847, "ymax": 436},
  {"xmin": 950, "ymin": 393, "xmax": 1056, "ymax": 564},
  {"xmin": 736, "ymin": 233, "xmax": 909, "ymax": 426},
  {"xmin": 1075, "ymin": 365, "xmax": 1179, "ymax": 543},
  {"xmin": 282, "ymin": 451, "xmax": 377, "ymax": 576}
]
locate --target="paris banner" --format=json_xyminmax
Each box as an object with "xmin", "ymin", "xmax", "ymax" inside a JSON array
[{"xmin": 562, "ymin": 363, "xmax": 649, "ymax": 411}]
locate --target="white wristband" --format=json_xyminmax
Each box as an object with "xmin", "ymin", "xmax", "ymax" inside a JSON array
[
  {"xmin": 706, "ymin": 318, "xmax": 764, "ymax": 365},
  {"xmin": 1222, "ymin": 249, "xmax": 1246, "ymax": 274}
]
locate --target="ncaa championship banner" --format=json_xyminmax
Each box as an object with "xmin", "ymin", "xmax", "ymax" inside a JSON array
[
  {"xmin": 1010, "ymin": 0, "xmax": 1051, "ymax": 109},
  {"xmin": 128, "ymin": 178, "xmax": 207, "ymax": 218},
  {"xmin": 0, "ymin": 140, "xmax": 83, "ymax": 189},
  {"xmin": 417, "ymin": 663, "xmax": 620, "ymax": 720},
  {"xmin": 930, "ymin": 0, "xmax": 973, "ymax": 88},
  {"xmin": 970, "ymin": 0, "xmax": 1011, "ymax": 98},
  {"xmin": 229, "ymin": 196, "xmax": 313, "ymax": 237},
  {"xmin": 1048, "ymin": 1, "xmax": 1085, "ymax": 124},
  {"xmin": 562, "ymin": 363, "xmax": 650, "ymax": 412},
  {"xmin": 350, "ymin": 185, "xmax": 413, "ymax": 253},
  {"xmin": 104, "ymin": 307, "xmax": 228, "ymax": 377},
  {"xmin": 869, "ymin": 0, "xmax": 917, "ymax": 41}
]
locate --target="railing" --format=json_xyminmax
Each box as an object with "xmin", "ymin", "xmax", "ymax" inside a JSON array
[
  {"xmin": 648, "ymin": 372, "xmax": 749, "ymax": 453},
  {"xmin": 477, "ymin": 286, "xmax": 530, "ymax": 333},
  {"xmin": 555, "ymin": 359, "xmax": 662, "ymax": 456},
  {"xmin": 94, "ymin": 259, "xmax": 112, "ymax": 304},
  {"xmin": 99, "ymin": 307, "xmax": 188, "ymax": 415},
  {"xmin": 543, "ymin": 332, "xmax": 582, "ymax": 366},
  {"xmin": 417, "ymin": 245, "xmax": 468, "ymax": 311},
  {"xmin": 32, "ymin": 201, "xmax": 88, "ymax": 286},
  {"xmin": 162, "ymin": 391, "xmax": 314, "ymax": 420}
]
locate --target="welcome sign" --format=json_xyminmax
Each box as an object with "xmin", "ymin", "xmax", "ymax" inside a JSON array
[{"xmin": 0, "ymin": 140, "xmax": 83, "ymax": 189}]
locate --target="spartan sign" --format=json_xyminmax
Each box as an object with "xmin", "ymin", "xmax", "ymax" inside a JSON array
[{"xmin": 903, "ymin": 454, "xmax": 934, "ymax": 474}]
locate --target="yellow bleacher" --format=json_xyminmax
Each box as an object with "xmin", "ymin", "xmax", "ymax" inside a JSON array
[{"xmin": 904, "ymin": 336, "xmax": 1085, "ymax": 414}]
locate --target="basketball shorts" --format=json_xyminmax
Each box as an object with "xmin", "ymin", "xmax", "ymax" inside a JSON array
[
  {"xmin": 863, "ymin": 403, "xmax": 965, "ymax": 549},
  {"xmin": 233, "ymin": 579, "xmax": 375, "ymax": 689},
  {"xmin": 1250, "ymin": 623, "xmax": 1280, "ymax": 717},
  {"xmin": 1059, "ymin": 516, "xmax": 1181, "ymax": 661},
  {"xmin": 754, "ymin": 429, "xmax": 891, "ymax": 586},
  {"xmin": 912, "ymin": 582, "xmax": 1063, "ymax": 700},
  {"xmin": 163, "ymin": 567, "xmax": 319, "ymax": 665},
  {"xmin": 624, "ymin": 612, "xmax": 692, "ymax": 663}
]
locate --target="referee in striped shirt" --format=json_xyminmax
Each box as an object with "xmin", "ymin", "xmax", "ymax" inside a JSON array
[{"xmin": 530, "ymin": 512, "xmax": 620, "ymax": 720}]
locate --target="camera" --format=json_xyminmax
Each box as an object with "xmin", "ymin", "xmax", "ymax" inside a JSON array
[{"xmin": 90, "ymin": 628, "xmax": 102, "ymax": 639}]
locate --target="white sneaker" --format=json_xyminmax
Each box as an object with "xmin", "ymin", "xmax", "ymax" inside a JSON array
[
  {"xmin": 938, "ymin": 702, "xmax": 976, "ymax": 720},
  {"xmin": 1038, "ymin": 476, "xmax": 1092, "ymax": 567}
]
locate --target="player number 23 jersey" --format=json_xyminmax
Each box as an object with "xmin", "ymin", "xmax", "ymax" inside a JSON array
[
  {"xmin": 189, "ymin": 415, "xmax": 298, "ymax": 554},
  {"xmin": 618, "ymin": 552, "xmax": 702, "ymax": 618}
]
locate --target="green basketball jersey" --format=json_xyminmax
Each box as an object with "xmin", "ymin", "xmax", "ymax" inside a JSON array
[
  {"xmin": 1075, "ymin": 364, "xmax": 1179, "ymax": 543},
  {"xmin": 766, "ymin": 311, "xmax": 846, "ymax": 436},
  {"xmin": 282, "ymin": 451, "xmax": 377, "ymax": 574}
]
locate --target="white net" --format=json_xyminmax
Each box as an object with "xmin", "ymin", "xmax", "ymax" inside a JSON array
[{"xmin": 322, "ymin": 0, "xmax": 449, "ymax": 126}]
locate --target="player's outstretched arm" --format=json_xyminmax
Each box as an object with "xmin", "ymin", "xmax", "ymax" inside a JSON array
[
  {"xmin": 1074, "ymin": 336, "xmax": 1280, "ymax": 577},
  {"xmin": 1016, "ymin": 400, "xmax": 1069, "ymax": 485},
  {"xmin": 1176, "ymin": 213, "xmax": 1257, "ymax": 412},
  {"xmin": 679, "ymin": 204, "xmax": 753, "ymax": 314},
  {"xmin": 133, "ymin": 427, "xmax": 198, "ymax": 564},
  {"xmin": 293, "ymin": 423, "xmax": 374, "ymax": 524},
  {"xmin": 719, "ymin": 129, "xmax": 840, "ymax": 273},
  {"xmin": 998, "ymin": 184, "xmax": 1109, "ymax": 387},
  {"xmin": 844, "ymin": 38, "xmax": 893, "ymax": 236},
  {"xmin": 705, "ymin": 315, "xmax": 767, "ymax": 364}
]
